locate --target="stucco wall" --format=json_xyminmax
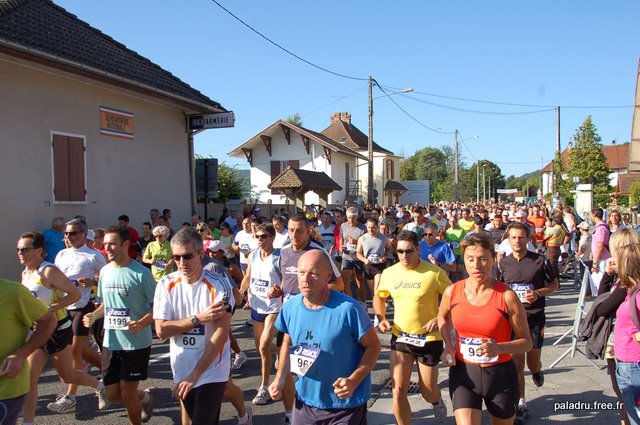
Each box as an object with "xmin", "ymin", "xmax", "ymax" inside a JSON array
[{"xmin": 0, "ymin": 57, "xmax": 195, "ymax": 276}]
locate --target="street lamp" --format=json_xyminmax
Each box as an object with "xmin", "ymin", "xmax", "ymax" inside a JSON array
[
  {"xmin": 368, "ymin": 76, "xmax": 413, "ymax": 204},
  {"xmin": 482, "ymin": 164, "xmax": 486, "ymax": 203}
]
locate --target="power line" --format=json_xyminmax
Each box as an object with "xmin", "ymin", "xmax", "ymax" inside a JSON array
[
  {"xmin": 381, "ymin": 84, "xmax": 633, "ymax": 109},
  {"xmin": 403, "ymin": 95, "xmax": 556, "ymax": 115},
  {"xmin": 209, "ymin": 0, "xmax": 367, "ymax": 82},
  {"xmin": 375, "ymin": 81, "xmax": 454, "ymax": 135}
]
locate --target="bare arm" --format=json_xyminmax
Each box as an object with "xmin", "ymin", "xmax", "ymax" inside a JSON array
[
  {"xmin": 41, "ymin": 265, "xmax": 80, "ymax": 310},
  {"xmin": 269, "ymin": 333, "xmax": 292, "ymax": 401},
  {"xmin": 174, "ymin": 312, "xmax": 232, "ymax": 400},
  {"xmin": 332, "ymin": 327, "xmax": 381, "ymax": 399},
  {"xmin": 0, "ymin": 311, "xmax": 56, "ymax": 378},
  {"xmin": 437, "ymin": 285, "xmax": 456, "ymax": 366},
  {"xmin": 355, "ymin": 236, "xmax": 367, "ymax": 264},
  {"xmin": 238, "ymin": 256, "xmax": 252, "ymax": 296}
]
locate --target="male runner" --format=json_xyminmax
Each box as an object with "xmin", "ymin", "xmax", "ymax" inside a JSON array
[
  {"xmin": 83, "ymin": 226, "xmax": 156, "ymax": 424},
  {"xmin": 374, "ymin": 230, "xmax": 451, "ymax": 424},
  {"xmin": 498, "ymin": 222, "xmax": 559, "ymax": 424}
]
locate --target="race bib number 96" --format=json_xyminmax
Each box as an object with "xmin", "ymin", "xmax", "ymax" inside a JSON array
[{"xmin": 289, "ymin": 345, "xmax": 320, "ymax": 376}]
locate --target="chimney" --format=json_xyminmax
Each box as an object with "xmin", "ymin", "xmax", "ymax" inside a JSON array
[{"xmin": 330, "ymin": 112, "xmax": 352, "ymax": 124}]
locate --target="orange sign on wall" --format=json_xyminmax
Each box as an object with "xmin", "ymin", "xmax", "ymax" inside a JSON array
[{"xmin": 100, "ymin": 106, "xmax": 134, "ymax": 140}]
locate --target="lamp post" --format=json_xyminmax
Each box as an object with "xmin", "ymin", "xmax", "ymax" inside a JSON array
[
  {"xmin": 454, "ymin": 129, "xmax": 459, "ymax": 201},
  {"xmin": 476, "ymin": 160, "xmax": 480, "ymax": 204},
  {"xmin": 368, "ymin": 77, "xmax": 413, "ymax": 204},
  {"xmin": 482, "ymin": 164, "xmax": 486, "ymax": 203}
]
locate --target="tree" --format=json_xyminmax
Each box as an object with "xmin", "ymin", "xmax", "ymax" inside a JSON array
[
  {"xmin": 551, "ymin": 151, "xmax": 573, "ymax": 202},
  {"xmin": 215, "ymin": 162, "xmax": 249, "ymax": 205},
  {"xmin": 286, "ymin": 113, "xmax": 303, "ymax": 126},
  {"xmin": 567, "ymin": 116, "xmax": 611, "ymax": 189}
]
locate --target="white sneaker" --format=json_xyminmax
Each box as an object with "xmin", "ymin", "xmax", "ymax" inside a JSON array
[
  {"xmin": 47, "ymin": 395, "xmax": 76, "ymax": 413},
  {"xmin": 232, "ymin": 351, "xmax": 248, "ymax": 370},
  {"xmin": 252, "ymin": 386, "xmax": 270, "ymax": 405},
  {"xmin": 433, "ymin": 399, "xmax": 447, "ymax": 423}
]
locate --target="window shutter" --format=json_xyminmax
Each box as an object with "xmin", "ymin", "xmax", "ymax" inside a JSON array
[
  {"xmin": 271, "ymin": 160, "xmax": 281, "ymax": 194},
  {"xmin": 52, "ymin": 134, "xmax": 86, "ymax": 202},
  {"xmin": 289, "ymin": 160, "xmax": 299, "ymax": 169},
  {"xmin": 68, "ymin": 137, "xmax": 86, "ymax": 201}
]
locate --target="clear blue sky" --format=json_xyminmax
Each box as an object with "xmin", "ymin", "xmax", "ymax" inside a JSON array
[{"xmin": 57, "ymin": 0, "xmax": 639, "ymax": 179}]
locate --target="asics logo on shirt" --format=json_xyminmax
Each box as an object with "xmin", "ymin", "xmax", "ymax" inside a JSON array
[
  {"xmin": 394, "ymin": 281, "xmax": 422, "ymax": 289},
  {"xmin": 285, "ymin": 266, "xmax": 298, "ymax": 274}
]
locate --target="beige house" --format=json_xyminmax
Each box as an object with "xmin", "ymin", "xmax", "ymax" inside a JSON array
[{"xmin": 0, "ymin": 0, "xmax": 229, "ymax": 275}]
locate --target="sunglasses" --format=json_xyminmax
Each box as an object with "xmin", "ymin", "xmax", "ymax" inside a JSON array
[
  {"xmin": 64, "ymin": 231, "xmax": 80, "ymax": 236},
  {"xmin": 396, "ymin": 248, "xmax": 416, "ymax": 255},
  {"xmin": 16, "ymin": 247, "xmax": 34, "ymax": 254},
  {"xmin": 255, "ymin": 234, "xmax": 270, "ymax": 240},
  {"xmin": 172, "ymin": 252, "xmax": 197, "ymax": 261}
]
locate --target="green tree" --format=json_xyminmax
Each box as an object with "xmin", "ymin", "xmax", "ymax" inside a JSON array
[
  {"xmin": 286, "ymin": 113, "xmax": 303, "ymax": 126},
  {"xmin": 551, "ymin": 151, "xmax": 573, "ymax": 202},
  {"xmin": 215, "ymin": 162, "xmax": 249, "ymax": 205},
  {"xmin": 630, "ymin": 180, "xmax": 640, "ymax": 207},
  {"xmin": 567, "ymin": 116, "xmax": 611, "ymax": 189}
]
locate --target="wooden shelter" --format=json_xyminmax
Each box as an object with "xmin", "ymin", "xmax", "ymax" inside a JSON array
[
  {"xmin": 268, "ymin": 167, "xmax": 342, "ymax": 209},
  {"xmin": 383, "ymin": 180, "xmax": 408, "ymax": 206}
]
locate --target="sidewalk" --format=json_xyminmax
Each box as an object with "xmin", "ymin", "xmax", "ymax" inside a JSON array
[{"xmin": 367, "ymin": 282, "xmax": 622, "ymax": 424}]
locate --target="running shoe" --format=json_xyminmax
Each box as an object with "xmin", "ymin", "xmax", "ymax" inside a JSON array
[
  {"xmin": 514, "ymin": 405, "xmax": 529, "ymax": 425},
  {"xmin": 96, "ymin": 386, "xmax": 110, "ymax": 410},
  {"xmin": 252, "ymin": 386, "xmax": 270, "ymax": 405},
  {"xmin": 532, "ymin": 370, "xmax": 544, "ymax": 387},
  {"xmin": 47, "ymin": 395, "xmax": 76, "ymax": 413},
  {"xmin": 232, "ymin": 351, "xmax": 248, "ymax": 370},
  {"xmin": 141, "ymin": 387, "xmax": 156, "ymax": 423},
  {"xmin": 433, "ymin": 399, "xmax": 447, "ymax": 423}
]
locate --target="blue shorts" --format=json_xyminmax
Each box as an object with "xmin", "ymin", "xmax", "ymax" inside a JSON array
[
  {"xmin": 341, "ymin": 258, "xmax": 364, "ymax": 274},
  {"xmin": 0, "ymin": 394, "xmax": 26, "ymax": 425},
  {"xmin": 292, "ymin": 396, "xmax": 367, "ymax": 425},
  {"xmin": 251, "ymin": 309, "xmax": 269, "ymax": 323}
]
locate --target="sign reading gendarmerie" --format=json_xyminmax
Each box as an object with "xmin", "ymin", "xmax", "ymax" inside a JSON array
[
  {"xmin": 100, "ymin": 106, "xmax": 134, "ymax": 139},
  {"xmin": 189, "ymin": 112, "xmax": 235, "ymax": 130}
]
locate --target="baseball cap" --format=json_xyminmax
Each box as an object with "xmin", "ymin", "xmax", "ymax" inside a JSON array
[
  {"xmin": 207, "ymin": 240, "xmax": 226, "ymax": 252},
  {"xmin": 577, "ymin": 222, "xmax": 590, "ymax": 230}
]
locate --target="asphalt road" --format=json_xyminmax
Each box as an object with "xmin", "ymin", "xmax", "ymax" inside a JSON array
[{"xmin": 22, "ymin": 300, "xmax": 392, "ymax": 425}]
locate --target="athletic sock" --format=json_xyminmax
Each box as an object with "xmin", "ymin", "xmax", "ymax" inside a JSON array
[
  {"xmin": 285, "ymin": 411, "xmax": 292, "ymax": 421},
  {"xmin": 141, "ymin": 391, "xmax": 150, "ymax": 404},
  {"xmin": 67, "ymin": 395, "xmax": 76, "ymax": 401},
  {"xmin": 97, "ymin": 381, "xmax": 105, "ymax": 391},
  {"xmin": 518, "ymin": 397, "xmax": 526, "ymax": 407},
  {"xmin": 237, "ymin": 412, "xmax": 249, "ymax": 425}
]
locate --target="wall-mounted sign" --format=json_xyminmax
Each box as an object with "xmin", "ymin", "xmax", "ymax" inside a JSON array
[
  {"xmin": 188, "ymin": 112, "xmax": 235, "ymax": 131},
  {"xmin": 100, "ymin": 106, "xmax": 134, "ymax": 139},
  {"xmin": 497, "ymin": 188, "xmax": 518, "ymax": 194}
]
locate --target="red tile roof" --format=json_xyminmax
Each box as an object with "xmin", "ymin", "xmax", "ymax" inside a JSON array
[
  {"xmin": 541, "ymin": 143, "xmax": 629, "ymax": 172},
  {"xmin": 320, "ymin": 116, "xmax": 394, "ymax": 155}
]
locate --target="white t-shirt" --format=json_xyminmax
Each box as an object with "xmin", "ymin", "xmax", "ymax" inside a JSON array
[
  {"xmin": 233, "ymin": 231, "xmax": 257, "ymax": 265},
  {"xmin": 154, "ymin": 269, "xmax": 235, "ymax": 386},
  {"xmin": 55, "ymin": 244, "xmax": 106, "ymax": 309},
  {"xmin": 273, "ymin": 231, "xmax": 289, "ymax": 249},
  {"xmin": 497, "ymin": 238, "xmax": 536, "ymax": 257}
]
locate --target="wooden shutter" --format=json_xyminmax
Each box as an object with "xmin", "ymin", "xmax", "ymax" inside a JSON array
[
  {"xmin": 271, "ymin": 160, "xmax": 281, "ymax": 194},
  {"xmin": 289, "ymin": 160, "xmax": 299, "ymax": 169},
  {"xmin": 345, "ymin": 162, "xmax": 350, "ymax": 197},
  {"xmin": 53, "ymin": 134, "xmax": 86, "ymax": 202}
]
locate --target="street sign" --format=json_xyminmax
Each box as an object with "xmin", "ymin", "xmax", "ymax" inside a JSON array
[{"xmin": 189, "ymin": 112, "xmax": 235, "ymax": 130}]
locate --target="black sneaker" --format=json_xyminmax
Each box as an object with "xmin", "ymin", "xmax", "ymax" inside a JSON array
[
  {"xmin": 532, "ymin": 370, "xmax": 544, "ymax": 387},
  {"xmin": 514, "ymin": 405, "xmax": 528, "ymax": 425}
]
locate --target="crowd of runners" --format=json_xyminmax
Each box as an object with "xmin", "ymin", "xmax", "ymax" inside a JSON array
[{"xmin": 1, "ymin": 200, "xmax": 638, "ymax": 425}]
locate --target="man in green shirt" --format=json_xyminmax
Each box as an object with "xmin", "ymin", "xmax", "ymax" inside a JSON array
[{"xmin": 0, "ymin": 279, "xmax": 57, "ymax": 425}]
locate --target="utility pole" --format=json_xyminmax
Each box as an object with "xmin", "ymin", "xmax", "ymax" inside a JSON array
[
  {"xmin": 556, "ymin": 106, "xmax": 561, "ymax": 153},
  {"xmin": 368, "ymin": 76, "xmax": 374, "ymax": 205},
  {"xmin": 482, "ymin": 165, "xmax": 486, "ymax": 203},
  {"xmin": 476, "ymin": 160, "xmax": 480, "ymax": 204},
  {"xmin": 454, "ymin": 129, "xmax": 460, "ymax": 201}
]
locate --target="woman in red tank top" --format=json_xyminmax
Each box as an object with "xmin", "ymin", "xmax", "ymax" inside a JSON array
[{"xmin": 437, "ymin": 232, "xmax": 532, "ymax": 425}]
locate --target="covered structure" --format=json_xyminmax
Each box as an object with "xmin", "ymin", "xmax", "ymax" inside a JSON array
[
  {"xmin": 267, "ymin": 168, "xmax": 342, "ymax": 210},
  {"xmin": 383, "ymin": 180, "xmax": 408, "ymax": 206}
]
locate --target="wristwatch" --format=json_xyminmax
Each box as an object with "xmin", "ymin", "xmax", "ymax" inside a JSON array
[
  {"xmin": 191, "ymin": 315, "xmax": 200, "ymax": 328},
  {"xmin": 48, "ymin": 305, "xmax": 55, "ymax": 312}
]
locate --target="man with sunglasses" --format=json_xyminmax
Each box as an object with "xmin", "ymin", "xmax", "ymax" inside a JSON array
[
  {"xmin": 418, "ymin": 223, "xmax": 457, "ymax": 275},
  {"xmin": 374, "ymin": 230, "xmax": 451, "ymax": 424},
  {"xmin": 50, "ymin": 217, "xmax": 106, "ymax": 414},
  {"xmin": 153, "ymin": 228, "xmax": 235, "ymax": 425},
  {"xmin": 83, "ymin": 226, "xmax": 156, "ymax": 424}
]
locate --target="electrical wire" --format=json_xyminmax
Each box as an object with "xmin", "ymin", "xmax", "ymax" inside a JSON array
[
  {"xmin": 209, "ymin": 0, "xmax": 367, "ymax": 82},
  {"xmin": 374, "ymin": 81, "xmax": 454, "ymax": 135},
  {"xmin": 402, "ymin": 95, "xmax": 557, "ymax": 115}
]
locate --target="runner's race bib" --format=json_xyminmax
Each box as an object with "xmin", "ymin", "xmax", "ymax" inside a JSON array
[
  {"xmin": 104, "ymin": 307, "xmax": 130, "ymax": 330},
  {"xmin": 289, "ymin": 345, "xmax": 320, "ymax": 376},
  {"xmin": 240, "ymin": 244, "xmax": 250, "ymax": 255},
  {"xmin": 460, "ymin": 336, "xmax": 498, "ymax": 364},
  {"xmin": 251, "ymin": 278, "xmax": 269, "ymax": 296},
  {"xmin": 397, "ymin": 332, "xmax": 427, "ymax": 347},
  {"xmin": 450, "ymin": 241, "xmax": 460, "ymax": 249},
  {"xmin": 322, "ymin": 239, "xmax": 333, "ymax": 250},
  {"xmin": 176, "ymin": 324, "xmax": 205, "ymax": 351},
  {"xmin": 155, "ymin": 260, "xmax": 167, "ymax": 270},
  {"xmin": 509, "ymin": 283, "xmax": 534, "ymax": 304},
  {"xmin": 368, "ymin": 253, "xmax": 381, "ymax": 264},
  {"xmin": 346, "ymin": 243, "xmax": 357, "ymax": 253}
]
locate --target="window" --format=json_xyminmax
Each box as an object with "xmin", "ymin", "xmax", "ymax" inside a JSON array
[
  {"xmin": 51, "ymin": 133, "xmax": 86, "ymax": 203},
  {"xmin": 386, "ymin": 159, "xmax": 395, "ymax": 180}
]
